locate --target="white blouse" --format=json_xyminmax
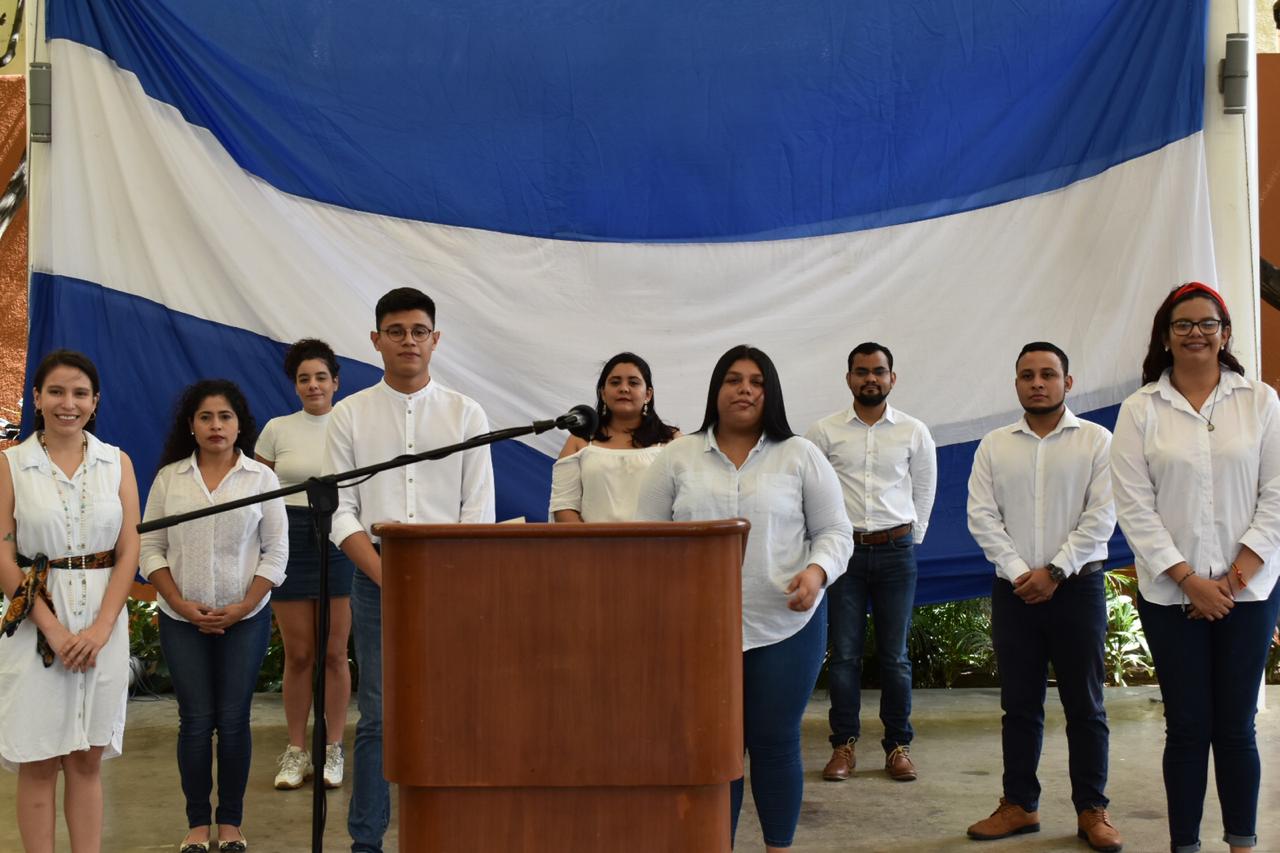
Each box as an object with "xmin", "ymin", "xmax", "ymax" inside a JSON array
[
  {"xmin": 139, "ymin": 452, "xmax": 288, "ymax": 622},
  {"xmin": 634, "ymin": 432, "xmax": 853, "ymax": 650},
  {"xmin": 549, "ymin": 444, "xmax": 666, "ymax": 522},
  {"xmin": 1111, "ymin": 370, "xmax": 1280, "ymax": 605},
  {"xmin": 255, "ymin": 409, "xmax": 330, "ymax": 508}
]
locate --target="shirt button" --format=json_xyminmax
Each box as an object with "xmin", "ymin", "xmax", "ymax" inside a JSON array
[
  {"xmin": 409, "ymin": 513, "xmax": 415, "ymax": 518},
  {"xmin": 409, "ymin": 478, "xmax": 414, "ymax": 483},
  {"xmin": 408, "ymin": 443, "xmax": 414, "ymax": 448},
  {"xmin": 408, "ymin": 409, "xmax": 413, "ymax": 414}
]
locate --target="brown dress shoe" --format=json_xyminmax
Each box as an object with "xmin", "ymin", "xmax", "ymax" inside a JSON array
[
  {"xmin": 1077, "ymin": 807, "xmax": 1123, "ymax": 852},
  {"xmin": 822, "ymin": 740, "xmax": 856, "ymax": 781},
  {"xmin": 966, "ymin": 798, "xmax": 1040, "ymax": 840},
  {"xmin": 885, "ymin": 745, "xmax": 917, "ymax": 781}
]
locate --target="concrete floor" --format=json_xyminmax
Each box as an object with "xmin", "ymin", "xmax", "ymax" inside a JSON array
[{"xmin": 1, "ymin": 687, "xmax": 1278, "ymax": 852}]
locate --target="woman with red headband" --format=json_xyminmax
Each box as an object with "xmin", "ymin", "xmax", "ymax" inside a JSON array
[{"xmin": 1111, "ymin": 282, "xmax": 1280, "ymax": 853}]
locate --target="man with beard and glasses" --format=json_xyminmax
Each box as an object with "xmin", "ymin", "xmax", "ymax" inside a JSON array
[
  {"xmin": 964, "ymin": 342, "xmax": 1121, "ymax": 852},
  {"xmin": 806, "ymin": 342, "xmax": 936, "ymax": 783}
]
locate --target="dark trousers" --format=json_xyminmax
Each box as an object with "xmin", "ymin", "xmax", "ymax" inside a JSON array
[
  {"xmin": 991, "ymin": 570, "xmax": 1109, "ymax": 814},
  {"xmin": 159, "ymin": 607, "xmax": 272, "ymax": 828},
  {"xmin": 826, "ymin": 537, "xmax": 917, "ymax": 752},
  {"xmin": 731, "ymin": 598, "xmax": 827, "ymax": 849},
  {"xmin": 1137, "ymin": 585, "xmax": 1280, "ymax": 852}
]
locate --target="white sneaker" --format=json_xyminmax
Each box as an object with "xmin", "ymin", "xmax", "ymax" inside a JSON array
[
  {"xmin": 274, "ymin": 745, "xmax": 311, "ymax": 790},
  {"xmin": 323, "ymin": 742, "xmax": 344, "ymax": 788}
]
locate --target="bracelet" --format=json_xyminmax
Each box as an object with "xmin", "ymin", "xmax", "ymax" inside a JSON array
[
  {"xmin": 1175, "ymin": 569, "xmax": 1194, "ymax": 588},
  {"xmin": 1232, "ymin": 563, "xmax": 1248, "ymax": 590}
]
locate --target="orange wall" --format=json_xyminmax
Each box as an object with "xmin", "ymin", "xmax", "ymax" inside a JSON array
[{"xmin": 1261, "ymin": 55, "xmax": 1280, "ymax": 387}]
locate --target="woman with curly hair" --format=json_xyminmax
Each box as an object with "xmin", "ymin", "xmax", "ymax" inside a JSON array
[{"xmin": 140, "ymin": 379, "xmax": 288, "ymax": 852}]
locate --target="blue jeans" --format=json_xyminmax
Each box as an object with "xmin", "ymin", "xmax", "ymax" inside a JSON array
[
  {"xmin": 826, "ymin": 536, "xmax": 917, "ymax": 752},
  {"xmin": 991, "ymin": 570, "xmax": 1109, "ymax": 813},
  {"xmin": 1138, "ymin": 586, "xmax": 1280, "ymax": 853},
  {"xmin": 349, "ymin": 570, "xmax": 389, "ymax": 852},
  {"xmin": 158, "ymin": 606, "xmax": 271, "ymax": 828},
  {"xmin": 731, "ymin": 598, "xmax": 827, "ymax": 849}
]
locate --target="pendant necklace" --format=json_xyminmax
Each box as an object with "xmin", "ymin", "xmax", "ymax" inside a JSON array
[
  {"xmin": 1200, "ymin": 383, "xmax": 1220, "ymax": 432},
  {"xmin": 38, "ymin": 431, "xmax": 90, "ymax": 617}
]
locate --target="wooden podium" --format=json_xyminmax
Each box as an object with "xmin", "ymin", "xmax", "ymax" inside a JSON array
[{"xmin": 375, "ymin": 519, "xmax": 748, "ymax": 853}]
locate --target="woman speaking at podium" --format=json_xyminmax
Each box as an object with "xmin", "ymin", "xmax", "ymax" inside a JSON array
[
  {"xmin": 635, "ymin": 345, "xmax": 852, "ymax": 852},
  {"xmin": 549, "ymin": 352, "xmax": 678, "ymax": 522}
]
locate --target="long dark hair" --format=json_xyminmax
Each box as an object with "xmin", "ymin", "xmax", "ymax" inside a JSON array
[
  {"xmin": 158, "ymin": 379, "xmax": 258, "ymax": 467},
  {"xmin": 697, "ymin": 345, "xmax": 794, "ymax": 442},
  {"xmin": 1141, "ymin": 282, "xmax": 1245, "ymax": 385},
  {"xmin": 32, "ymin": 349, "xmax": 101, "ymax": 434},
  {"xmin": 592, "ymin": 352, "xmax": 678, "ymax": 447}
]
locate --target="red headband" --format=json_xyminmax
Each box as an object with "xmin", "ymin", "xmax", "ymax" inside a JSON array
[{"xmin": 1171, "ymin": 281, "xmax": 1230, "ymax": 321}]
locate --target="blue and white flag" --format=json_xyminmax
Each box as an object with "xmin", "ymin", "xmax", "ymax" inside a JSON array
[{"xmin": 32, "ymin": 0, "xmax": 1215, "ymax": 602}]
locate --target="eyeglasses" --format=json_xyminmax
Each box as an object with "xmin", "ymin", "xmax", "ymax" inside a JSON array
[
  {"xmin": 851, "ymin": 367, "xmax": 891, "ymax": 378},
  {"xmin": 1169, "ymin": 319, "xmax": 1223, "ymax": 336},
  {"xmin": 379, "ymin": 324, "xmax": 435, "ymax": 342}
]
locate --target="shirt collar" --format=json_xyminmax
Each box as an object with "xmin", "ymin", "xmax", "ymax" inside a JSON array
[
  {"xmin": 377, "ymin": 377, "xmax": 436, "ymax": 402},
  {"xmin": 702, "ymin": 428, "xmax": 768, "ymax": 458},
  {"xmin": 176, "ymin": 449, "xmax": 256, "ymax": 476},
  {"xmin": 844, "ymin": 402, "xmax": 898, "ymax": 427},
  {"xmin": 14, "ymin": 431, "xmax": 114, "ymax": 472},
  {"xmin": 1148, "ymin": 368, "xmax": 1249, "ymax": 413},
  {"xmin": 1010, "ymin": 405, "xmax": 1080, "ymax": 438}
]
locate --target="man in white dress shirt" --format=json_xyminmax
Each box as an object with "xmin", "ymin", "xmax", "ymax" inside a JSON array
[
  {"xmin": 325, "ymin": 287, "xmax": 496, "ymax": 853},
  {"xmin": 806, "ymin": 342, "xmax": 936, "ymax": 783},
  {"xmin": 965, "ymin": 342, "xmax": 1121, "ymax": 852}
]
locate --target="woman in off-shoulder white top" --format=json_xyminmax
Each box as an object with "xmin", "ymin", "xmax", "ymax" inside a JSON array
[{"xmin": 549, "ymin": 352, "xmax": 679, "ymax": 522}]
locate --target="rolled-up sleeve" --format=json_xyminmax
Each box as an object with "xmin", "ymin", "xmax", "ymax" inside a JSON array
[
  {"xmin": 799, "ymin": 442, "xmax": 853, "ymax": 586},
  {"xmin": 1111, "ymin": 397, "xmax": 1185, "ymax": 580},
  {"xmin": 138, "ymin": 467, "xmax": 171, "ymax": 579},
  {"xmin": 254, "ymin": 481, "xmax": 289, "ymax": 587},
  {"xmin": 324, "ymin": 402, "xmax": 364, "ymax": 548},
  {"xmin": 458, "ymin": 403, "xmax": 496, "ymax": 523},
  {"xmin": 1240, "ymin": 386, "xmax": 1280, "ymax": 563}
]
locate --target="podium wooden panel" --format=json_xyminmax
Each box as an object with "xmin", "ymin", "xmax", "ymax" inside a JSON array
[{"xmin": 375, "ymin": 520, "xmax": 748, "ymax": 853}]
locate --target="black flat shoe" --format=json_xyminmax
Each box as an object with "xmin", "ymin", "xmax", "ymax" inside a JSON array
[
  {"xmin": 218, "ymin": 841, "xmax": 247, "ymax": 852},
  {"xmin": 179, "ymin": 843, "xmax": 209, "ymax": 853}
]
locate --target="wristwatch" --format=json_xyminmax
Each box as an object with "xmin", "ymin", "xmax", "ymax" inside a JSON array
[{"xmin": 1046, "ymin": 563, "xmax": 1067, "ymax": 584}]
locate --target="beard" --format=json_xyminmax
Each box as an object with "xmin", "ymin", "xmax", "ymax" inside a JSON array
[
  {"xmin": 1023, "ymin": 399, "xmax": 1064, "ymax": 416},
  {"xmin": 854, "ymin": 390, "xmax": 887, "ymax": 407}
]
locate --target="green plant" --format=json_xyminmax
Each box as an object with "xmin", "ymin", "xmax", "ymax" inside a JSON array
[
  {"xmin": 1102, "ymin": 572, "xmax": 1154, "ymax": 686},
  {"xmin": 906, "ymin": 597, "xmax": 996, "ymax": 687}
]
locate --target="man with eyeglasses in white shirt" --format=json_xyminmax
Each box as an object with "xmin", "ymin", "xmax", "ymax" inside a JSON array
[
  {"xmin": 324, "ymin": 287, "xmax": 496, "ymax": 853},
  {"xmin": 965, "ymin": 341, "xmax": 1121, "ymax": 852},
  {"xmin": 806, "ymin": 341, "xmax": 936, "ymax": 784}
]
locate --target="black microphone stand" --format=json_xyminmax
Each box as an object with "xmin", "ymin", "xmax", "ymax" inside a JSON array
[{"xmin": 137, "ymin": 410, "xmax": 593, "ymax": 853}]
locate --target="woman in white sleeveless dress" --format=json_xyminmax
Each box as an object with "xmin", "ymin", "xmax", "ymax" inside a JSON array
[
  {"xmin": 549, "ymin": 352, "xmax": 679, "ymax": 523},
  {"xmin": 0, "ymin": 349, "xmax": 141, "ymax": 853}
]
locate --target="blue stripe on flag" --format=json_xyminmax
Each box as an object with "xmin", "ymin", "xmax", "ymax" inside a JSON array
[
  {"xmin": 49, "ymin": 0, "xmax": 1206, "ymax": 242},
  {"xmin": 23, "ymin": 273, "xmax": 1130, "ymax": 605},
  {"xmin": 22, "ymin": 273, "xmax": 552, "ymax": 524}
]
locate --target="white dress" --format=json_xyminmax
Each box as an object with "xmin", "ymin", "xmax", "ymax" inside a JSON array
[
  {"xmin": 0, "ymin": 433, "xmax": 129, "ymax": 770},
  {"xmin": 549, "ymin": 443, "xmax": 666, "ymax": 522}
]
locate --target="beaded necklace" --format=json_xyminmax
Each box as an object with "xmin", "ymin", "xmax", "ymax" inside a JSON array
[{"xmin": 37, "ymin": 430, "xmax": 90, "ymax": 617}]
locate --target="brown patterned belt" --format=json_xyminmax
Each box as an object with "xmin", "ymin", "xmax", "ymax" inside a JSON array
[
  {"xmin": 2, "ymin": 550, "xmax": 116, "ymax": 667},
  {"xmin": 17, "ymin": 549, "xmax": 116, "ymax": 570},
  {"xmin": 853, "ymin": 523, "xmax": 913, "ymax": 547}
]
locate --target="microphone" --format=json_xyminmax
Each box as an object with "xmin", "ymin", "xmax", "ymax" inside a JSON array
[{"xmin": 533, "ymin": 404, "xmax": 599, "ymax": 439}]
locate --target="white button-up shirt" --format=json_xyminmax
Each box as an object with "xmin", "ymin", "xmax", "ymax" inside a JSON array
[
  {"xmin": 634, "ymin": 432, "xmax": 853, "ymax": 651},
  {"xmin": 967, "ymin": 408, "xmax": 1115, "ymax": 583},
  {"xmin": 325, "ymin": 378, "xmax": 496, "ymax": 547},
  {"xmin": 804, "ymin": 403, "xmax": 937, "ymax": 541},
  {"xmin": 1111, "ymin": 369, "xmax": 1280, "ymax": 605},
  {"xmin": 139, "ymin": 452, "xmax": 288, "ymax": 622}
]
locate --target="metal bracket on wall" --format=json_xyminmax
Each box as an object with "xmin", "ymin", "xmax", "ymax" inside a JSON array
[{"xmin": 29, "ymin": 59, "xmax": 47, "ymax": 142}]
